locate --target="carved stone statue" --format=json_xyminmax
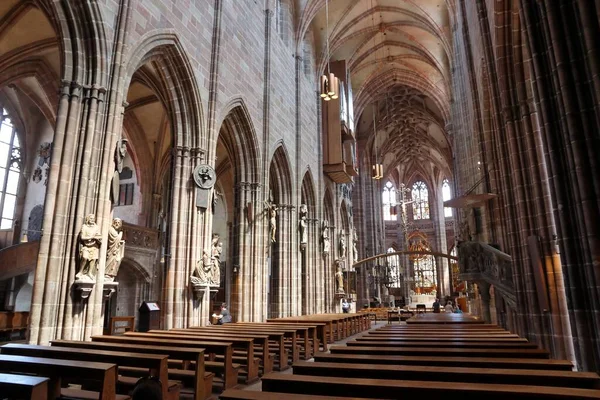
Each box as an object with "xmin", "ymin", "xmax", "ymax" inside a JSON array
[
  {"xmin": 322, "ymin": 220, "xmax": 330, "ymax": 255},
  {"xmin": 265, "ymin": 200, "xmax": 277, "ymax": 243},
  {"xmin": 339, "ymin": 229, "xmax": 346, "ymax": 259},
  {"xmin": 191, "ymin": 250, "xmax": 212, "ymax": 285},
  {"xmin": 335, "ymin": 261, "xmax": 345, "ymax": 294},
  {"xmin": 352, "ymin": 228, "xmax": 358, "ymax": 261},
  {"xmin": 76, "ymin": 214, "xmax": 102, "ymax": 282},
  {"xmin": 115, "ymin": 138, "xmax": 128, "ymax": 173},
  {"xmin": 105, "ymin": 218, "xmax": 125, "ymax": 282},
  {"xmin": 299, "ymin": 204, "xmax": 308, "ymax": 245},
  {"xmin": 210, "ymin": 234, "xmax": 222, "ymax": 286}
]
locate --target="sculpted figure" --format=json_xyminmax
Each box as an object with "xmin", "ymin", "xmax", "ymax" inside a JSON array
[
  {"xmin": 77, "ymin": 214, "xmax": 102, "ymax": 282},
  {"xmin": 322, "ymin": 220, "xmax": 330, "ymax": 255},
  {"xmin": 339, "ymin": 230, "xmax": 347, "ymax": 259},
  {"xmin": 335, "ymin": 261, "xmax": 345, "ymax": 293},
  {"xmin": 265, "ymin": 200, "xmax": 277, "ymax": 243},
  {"xmin": 299, "ymin": 204, "xmax": 308, "ymax": 245},
  {"xmin": 115, "ymin": 139, "xmax": 128, "ymax": 173},
  {"xmin": 210, "ymin": 234, "xmax": 222, "ymax": 286},
  {"xmin": 105, "ymin": 218, "xmax": 125, "ymax": 282},
  {"xmin": 191, "ymin": 250, "xmax": 212, "ymax": 285}
]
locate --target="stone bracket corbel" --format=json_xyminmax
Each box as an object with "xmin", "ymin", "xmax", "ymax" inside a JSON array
[
  {"xmin": 103, "ymin": 281, "xmax": 119, "ymax": 299},
  {"xmin": 73, "ymin": 281, "xmax": 95, "ymax": 300}
]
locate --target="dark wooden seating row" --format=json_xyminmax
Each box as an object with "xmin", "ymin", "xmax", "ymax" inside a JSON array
[
  {"xmin": 312, "ymin": 352, "xmax": 575, "ymax": 371},
  {"xmin": 1, "ymin": 343, "xmax": 178, "ymax": 400},
  {"xmin": 0, "ymin": 353, "xmax": 126, "ymax": 400},
  {"xmin": 292, "ymin": 361, "xmax": 600, "ymax": 389},
  {"xmin": 52, "ymin": 339, "xmax": 211, "ymax": 400},
  {"xmin": 220, "ymin": 388, "xmax": 371, "ymax": 400},
  {"xmin": 260, "ymin": 373, "xmax": 600, "ymax": 399},
  {"xmin": 0, "ymin": 372, "xmax": 49, "ymax": 400},
  {"xmin": 235, "ymin": 313, "xmax": 599, "ymax": 399}
]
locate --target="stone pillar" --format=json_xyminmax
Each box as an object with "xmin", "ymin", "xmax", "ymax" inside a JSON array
[{"xmin": 432, "ymin": 185, "xmax": 450, "ymax": 297}]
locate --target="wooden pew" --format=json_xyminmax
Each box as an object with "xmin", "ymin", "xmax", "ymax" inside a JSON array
[
  {"xmin": 181, "ymin": 326, "xmax": 287, "ymax": 369},
  {"xmin": 291, "ymin": 361, "xmax": 600, "ymax": 389},
  {"xmin": 91, "ymin": 335, "xmax": 238, "ymax": 390},
  {"xmin": 312, "ymin": 352, "xmax": 574, "ymax": 371},
  {"xmin": 267, "ymin": 318, "xmax": 332, "ymax": 349},
  {"xmin": 233, "ymin": 323, "xmax": 314, "ymax": 359},
  {"xmin": 260, "ymin": 322, "xmax": 322, "ymax": 354},
  {"xmin": 1, "ymin": 343, "xmax": 176, "ymax": 400},
  {"xmin": 0, "ymin": 373, "xmax": 49, "ymax": 400},
  {"xmin": 359, "ymin": 335, "xmax": 528, "ymax": 343},
  {"xmin": 260, "ymin": 373, "xmax": 600, "ymax": 399},
  {"xmin": 369, "ymin": 331, "xmax": 519, "ymax": 337},
  {"xmin": 328, "ymin": 345, "xmax": 550, "ymax": 358},
  {"xmin": 221, "ymin": 324, "xmax": 308, "ymax": 361},
  {"xmin": 152, "ymin": 329, "xmax": 268, "ymax": 377},
  {"xmin": 194, "ymin": 324, "xmax": 301, "ymax": 364},
  {"xmin": 127, "ymin": 331, "xmax": 258, "ymax": 384},
  {"xmin": 220, "ymin": 388, "xmax": 371, "ymax": 400},
  {"xmin": 51, "ymin": 340, "xmax": 211, "ymax": 400},
  {"xmin": 0, "ymin": 354, "xmax": 124, "ymax": 400},
  {"xmin": 346, "ymin": 340, "xmax": 540, "ymax": 349}
]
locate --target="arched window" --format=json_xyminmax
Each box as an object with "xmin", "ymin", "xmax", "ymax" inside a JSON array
[
  {"xmin": 382, "ymin": 181, "xmax": 396, "ymax": 221},
  {"xmin": 0, "ymin": 109, "xmax": 21, "ymax": 229},
  {"xmin": 411, "ymin": 181, "xmax": 429, "ymax": 220},
  {"xmin": 442, "ymin": 179, "xmax": 452, "ymax": 217}
]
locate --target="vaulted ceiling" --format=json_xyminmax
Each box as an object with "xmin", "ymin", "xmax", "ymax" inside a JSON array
[{"xmin": 301, "ymin": 0, "xmax": 454, "ymax": 183}]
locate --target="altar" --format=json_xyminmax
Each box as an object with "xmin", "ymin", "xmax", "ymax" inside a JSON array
[{"xmin": 408, "ymin": 293, "xmax": 436, "ymax": 308}]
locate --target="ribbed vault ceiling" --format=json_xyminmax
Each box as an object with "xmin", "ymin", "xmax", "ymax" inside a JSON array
[{"xmin": 302, "ymin": 0, "xmax": 454, "ymax": 180}]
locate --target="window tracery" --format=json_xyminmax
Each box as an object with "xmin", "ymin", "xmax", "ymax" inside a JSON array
[{"xmin": 411, "ymin": 181, "xmax": 429, "ymax": 220}]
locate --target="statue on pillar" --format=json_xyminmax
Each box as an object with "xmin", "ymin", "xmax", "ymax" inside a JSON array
[
  {"xmin": 210, "ymin": 234, "xmax": 222, "ymax": 286},
  {"xmin": 299, "ymin": 204, "xmax": 308, "ymax": 245},
  {"xmin": 105, "ymin": 218, "xmax": 125, "ymax": 282},
  {"xmin": 265, "ymin": 200, "xmax": 277, "ymax": 243},
  {"xmin": 191, "ymin": 250, "xmax": 212, "ymax": 285},
  {"xmin": 76, "ymin": 214, "xmax": 102, "ymax": 282},
  {"xmin": 335, "ymin": 260, "xmax": 345, "ymax": 294},
  {"xmin": 339, "ymin": 229, "xmax": 346, "ymax": 259},
  {"xmin": 322, "ymin": 220, "xmax": 330, "ymax": 255}
]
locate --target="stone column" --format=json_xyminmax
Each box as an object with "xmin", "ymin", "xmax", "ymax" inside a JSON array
[{"xmin": 432, "ymin": 185, "xmax": 450, "ymax": 297}]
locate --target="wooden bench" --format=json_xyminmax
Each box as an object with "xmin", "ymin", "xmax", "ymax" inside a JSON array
[
  {"xmin": 328, "ymin": 345, "xmax": 550, "ymax": 358},
  {"xmin": 181, "ymin": 326, "xmax": 286, "ymax": 369},
  {"xmin": 0, "ymin": 372, "xmax": 49, "ymax": 400},
  {"xmin": 197, "ymin": 324, "xmax": 301, "ymax": 364},
  {"xmin": 292, "ymin": 361, "xmax": 600, "ymax": 389},
  {"xmin": 267, "ymin": 318, "xmax": 332, "ymax": 349},
  {"xmin": 312, "ymin": 352, "xmax": 574, "ymax": 371},
  {"xmin": 360, "ymin": 335, "xmax": 528, "ymax": 342},
  {"xmin": 0, "ymin": 354, "xmax": 126, "ymax": 400},
  {"xmin": 127, "ymin": 331, "xmax": 259, "ymax": 384},
  {"xmin": 223, "ymin": 323, "xmax": 310, "ymax": 361},
  {"xmin": 220, "ymin": 388, "xmax": 371, "ymax": 399},
  {"xmin": 51, "ymin": 340, "xmax": 211, "ymax": 400},
  {"xmin": 259, "ymin": 322, "xmax": 322, "ymax": 354},
  {"xmin": 347, "ymin": 340, "xmax": 540, "ymax": 349},
  {"xmin": 1, "ymin": 343, "xmax": 177, "ymax": 400},
  {"xmin": 91, "ymin": 335, "xmax": 238, "ymax": 390},
  {"xmin": 369, "ymin": 331, "xmax": 520, "ymax": 337},
  {"xmin": 260, "ymin": 373, "xmax": 600, "ymax": 399}
]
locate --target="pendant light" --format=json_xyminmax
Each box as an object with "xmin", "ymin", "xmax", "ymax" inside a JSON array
[
  {"xmin": 320, "ymin": 0, "xmax": 337, "ymax": 101},
  {"xmin": 372, "ymin": 103, "xmax": 383, "ymax": 180}
]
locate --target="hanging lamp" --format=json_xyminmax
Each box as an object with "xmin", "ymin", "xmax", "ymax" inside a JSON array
[{"xmin": 320, "ymin": 0, "xmax": 337, "ymax": 101}]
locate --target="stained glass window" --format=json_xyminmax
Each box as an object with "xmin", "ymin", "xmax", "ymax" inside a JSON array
[
  {"xmin": 0, "ymin": 109, "xmax": 21, "ymax": 229},
  {"xmin": 442, "ymin": 178, "xmax": 452, "ymax": 217},
  {"xmin": 411, "ymin": 181, "xmax": 429, "ymax": 220},
  {"xmin": 382, "ymin": 181, "xmax": 396, "ymax": 221},
  {"xmin": 386, "ymin": 247, "xmax": 401, "ymax": 288}
]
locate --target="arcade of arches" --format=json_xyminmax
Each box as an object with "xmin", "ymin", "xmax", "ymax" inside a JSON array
[{"xmin": 0, "ymin": 0, "xmax": 599, "ymax": 373}]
